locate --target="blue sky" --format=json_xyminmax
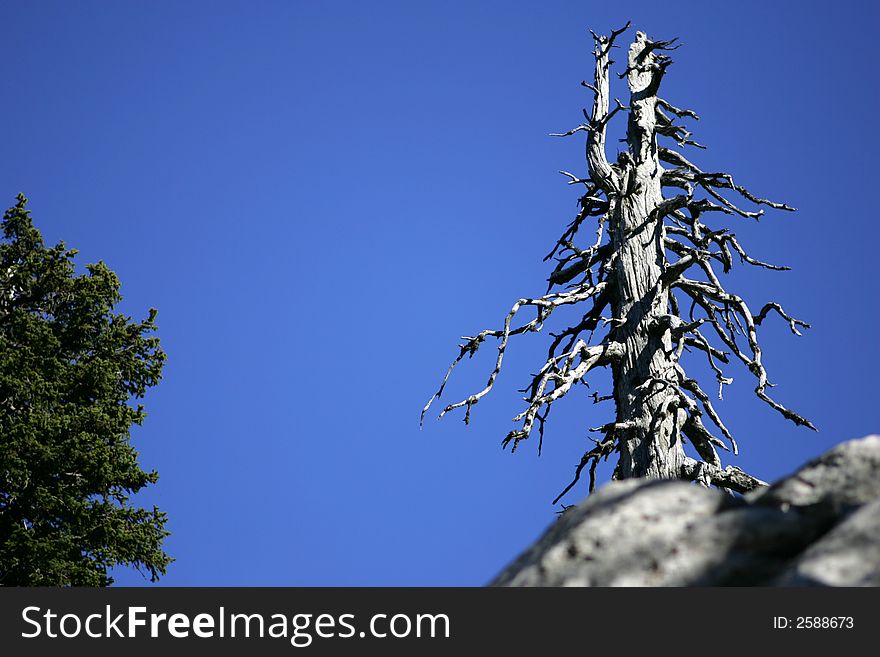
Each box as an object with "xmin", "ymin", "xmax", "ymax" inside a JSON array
[{"xmin": 2, "ymin": 1, "xmax": 878, "ymax": 586}]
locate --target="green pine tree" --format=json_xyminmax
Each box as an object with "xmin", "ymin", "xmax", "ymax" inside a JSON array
[{"xmin": 0, "ymin": 194, "xmax": 170, "ymax": 586}]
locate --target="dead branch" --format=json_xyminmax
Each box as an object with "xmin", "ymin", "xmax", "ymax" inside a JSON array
[
  {"xmin": 680, "ymin": 457, "xmax": 767, "ymax": 493},
  {"xmin": 422, "ymin": 282, "xmax": 608, "ymax": 426}
]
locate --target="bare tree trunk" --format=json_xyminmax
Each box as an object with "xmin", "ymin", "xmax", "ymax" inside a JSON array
[{"xmin": 610, "ymin": 32, "xmax": 683, "ymax": 480}]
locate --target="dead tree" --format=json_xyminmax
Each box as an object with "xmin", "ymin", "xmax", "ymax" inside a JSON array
[{"xmin": 422, "ymin": 24, "xmax": 813, "ymax": 502}]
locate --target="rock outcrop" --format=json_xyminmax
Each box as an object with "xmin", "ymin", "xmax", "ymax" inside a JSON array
[{"xmin": 491, "ymin": 436, "xmax": 880, "ymax": 586}]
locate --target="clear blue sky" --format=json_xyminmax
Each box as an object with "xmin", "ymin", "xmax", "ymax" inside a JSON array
[{"xmin": 2, "ymin": 1, "xmax": 878, "ymax": 586}]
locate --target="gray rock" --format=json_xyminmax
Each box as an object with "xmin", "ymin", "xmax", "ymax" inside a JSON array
[
  {"xmin": 491, "ymin": 436, "xmax": 880, "ymax": 587},
  {"xmin": 667, "ymin": 505, "xmax": 819, "ymax": 586},
  {"xmin": 771, "ymin": 498, "xmax": 880, "ymax": 586},
  {"xmin": 748, "ymin": 435, "xmax": 880, "ymax": 515},
  {"xmin": 491, "ymin": 479, "xmax": 726, "ymax": 587}
]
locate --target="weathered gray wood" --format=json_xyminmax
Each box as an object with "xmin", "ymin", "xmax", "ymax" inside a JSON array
[
  {"xmin": 424, "ymin": 25, "xmax": 810, "ymax": 500},
  {"xmin": 609, "ymin": 32, "xmax": 683, "ymax": 480}
]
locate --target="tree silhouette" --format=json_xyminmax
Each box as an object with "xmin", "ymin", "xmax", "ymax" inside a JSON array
[{"xmin": 422, "ymin": 23, "xmax": 812, "ymax": 503}]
